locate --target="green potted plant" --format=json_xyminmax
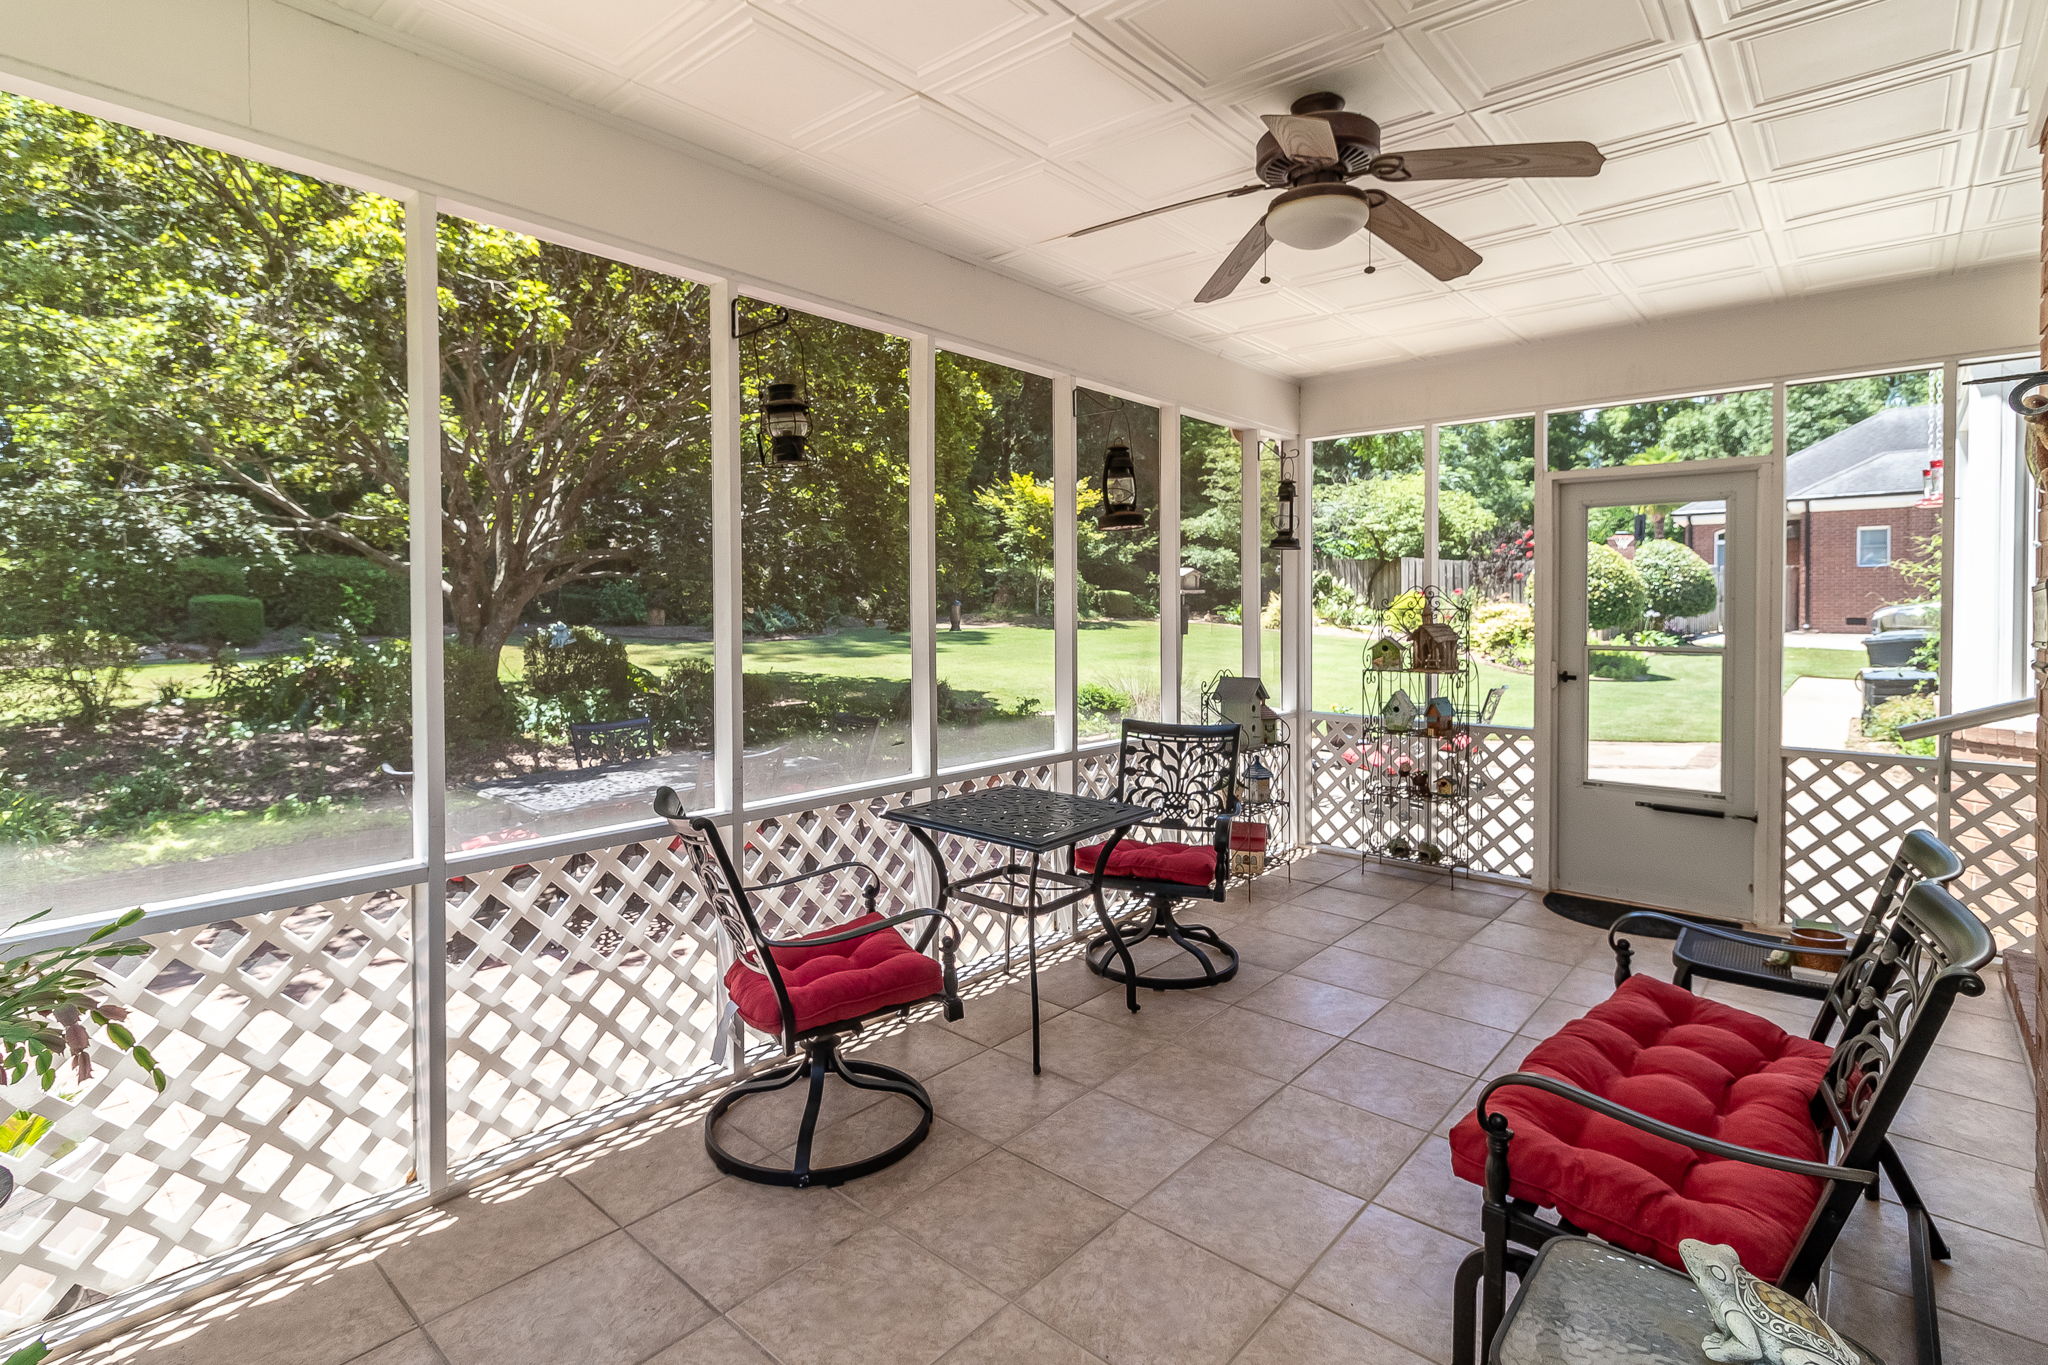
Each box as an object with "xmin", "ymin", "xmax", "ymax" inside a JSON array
[{"xmin": 0, "ymin": 907, "xmax": 166, "ymax": 1363}]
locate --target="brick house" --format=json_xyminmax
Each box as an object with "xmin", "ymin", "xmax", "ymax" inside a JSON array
[{"xmin": 1671, "ymin": 406, "xmax": 1941, "ymax": 632}]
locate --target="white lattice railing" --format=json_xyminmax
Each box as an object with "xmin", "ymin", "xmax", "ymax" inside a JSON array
[
  {"xmin": 0, "ymin": 750, "xmax": 1120, "ymax": 1340},
  {"xmin": 1782, "ymin": 747, "xmax": 2037, "ymax": 949},
  {"xmin": 0, "ymin": 894, "xmax": 415, "ymax": 1329},
  {"xmin": 1304, "ymin": 715, "xmax": 1535, "ymax": 881}
]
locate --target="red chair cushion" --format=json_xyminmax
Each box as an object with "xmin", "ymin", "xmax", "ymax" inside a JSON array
[
  {"xmin": 1448, "ymin": 974, "xmax": 1835, "ymax": 1281},
  {"xmin": 724, "ymin": 912, "xmax": 943, "ymax": 1036},
  {"xmin": 1074, "ymin": 837, "xmax": 1218, "ymax": 887}
]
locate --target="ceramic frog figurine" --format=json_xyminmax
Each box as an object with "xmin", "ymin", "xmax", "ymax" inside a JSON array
[{"xmin": 1678, "ymin": 1240, "xmax": 1858, "ymax": 1365}]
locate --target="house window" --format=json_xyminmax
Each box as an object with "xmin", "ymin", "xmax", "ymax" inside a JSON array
[
  {"xmin": 1712, "ymin": 530, "xmax": 1726, "ymax": 568},
  {"xmin": 1856, "ymin": 526, "xmax": 1892, "ymax": 568}
]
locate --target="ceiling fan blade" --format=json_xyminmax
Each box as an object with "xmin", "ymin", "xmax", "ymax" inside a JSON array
[
  {"xmin": 1375, "ymin": 141, "xmax": 1606, "ymax": 181},
  {"xmin": 1195, "ymin": 219, "xmax": 1272, "ymax": 304},
  {"xmin": 1261, "ymin": 113, "xmax": 1341, "ymax": 167},
  {"xmin": 1066, "ymin": 183, "xmax": 1273, "ymax": 238},
  {"xmin": 1365, "ymin": 193, "xmax": 1482, "ymax": 282}
]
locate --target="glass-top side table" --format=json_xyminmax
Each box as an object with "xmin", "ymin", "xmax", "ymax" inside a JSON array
[
  {"xmin": 1491, "ymin": 1238, "xmax": 1883, "ymax": 1365},
  {"xmin": 886, "ymin": 788, "xmax": 1152, "ymax": 1075}
]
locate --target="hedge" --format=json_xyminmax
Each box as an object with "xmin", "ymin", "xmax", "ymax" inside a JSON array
[
  {"xmin": 266, "ymin": 556, "xmax": 406, "ymax": 633},
  {"xmin": 186, "ymin": 595, "xmax": 265, "ymax": 645},
  {"xmin": 1585, "ymin": 543, "xmax": 1648, "ymax": 631},
  {"xmin": 1633, "ymin": 538, "xmax": 1718, "ymax": 621}
]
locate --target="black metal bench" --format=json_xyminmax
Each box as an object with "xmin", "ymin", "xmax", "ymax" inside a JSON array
[{"xmin": 568, "ymin": 715, "xmax": 655, "ymax": 767}]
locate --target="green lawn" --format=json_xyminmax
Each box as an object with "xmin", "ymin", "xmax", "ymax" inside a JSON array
[{"xmin": 110, "ymin": 624, "xmax": 1870, "ymax": 745}]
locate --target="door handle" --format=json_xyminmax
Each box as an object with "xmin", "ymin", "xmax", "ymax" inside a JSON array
[
  {"xmin": 1635, "ymin": 801, "xmax": 1759, "ymax": 822},
  {"xmin": 1557, "ymin": 671, "xmax": 1578, "ymax": 683}
]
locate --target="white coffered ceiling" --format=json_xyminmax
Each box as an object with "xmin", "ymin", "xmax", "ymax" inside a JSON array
[{"xmin": 302, "ymin": 0, "xmax": 2036, "ymax": 378}]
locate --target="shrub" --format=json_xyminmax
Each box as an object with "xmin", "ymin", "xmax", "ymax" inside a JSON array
[
  {"xmin": 1077, "ymin": 681, "xmax": 1133, "ymax": 715},
  {"xmin": 1094, "ymin": 590, "xmax": 1143, "ymax": 619},
  {"xmin": 210, "ymin": 628, "xmax": 409, "ymax": 751},
  {"xmin": 1470, "ymin": 602, "xmax": 1533, "ymax": 666},
  {"xmin": 0, "ymin": 630, "xmax": 140, "ymax": 727},
  {"xmin": 1585, "ymin": 543, "xmax": 1648, "ymax": 631},
  {"xmin": 522, "ymin": 625, "xmax": 638, "ymax": 704},
  {"xmin": 594, "ymin": 580, "xmax": 648, "ymax": 626},
  {"xmin": 268, "ymin": 556, "xmax": 405, "ymax": 633},
  {"xmin": 186, "ymin": 594, "xmax": 265, "ymax": 646},
  {"xmin": 91, "ymin": 766, "xmax": 186, "ymax": 830},
  {"xmin": 1633, "ymin": 539, "xmax": 1717, "ymax": 622},
  {"xmin": 1588, "ymin": 648, "xmax": 1650, "ymax": 680},
  {"xmin": 1865, "ymin": 692, "xmax": 1936, "ymax": 757},
  {"xmin": 171, "ymin": 556, "xmax": 250, "ymax": 601},
  {"xmin": 1310, "ymin": 572, "xmax": 1373, "ymax": 632},
  {"xmin": 0, "ymin": 780, "xmax": 76, "ymax": 846},
  {"xmin": 649, "ymin": 657, "xmax": 713, "ymax": 747},
  {"xmin": 444, "ymin": 643, "xmax": 520, "ymax": 753}
]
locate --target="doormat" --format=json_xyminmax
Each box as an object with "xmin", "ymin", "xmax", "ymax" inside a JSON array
[{"xmin": 1540, "ymin": 892, "xmax": 1724, "ymax": 936}]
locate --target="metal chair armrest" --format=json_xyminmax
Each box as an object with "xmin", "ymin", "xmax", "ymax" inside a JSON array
[
  {"xmin": 748, "ymin": 859, "xmax": 881, "ymax": 897},
  {"xmin": 1608, "ymin": 911, "xmax": 1837, "ymax": 956},
  {"xmin": 1476, "ymin": 1072, "xmax": 1872, "ymax": 1186},
  {"xmin": 761, "ymin": 906, "xmax": 952, "ymax": 951}
]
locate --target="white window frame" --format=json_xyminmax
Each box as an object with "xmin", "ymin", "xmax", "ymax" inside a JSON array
[
  {"xmin": 1713, "ymin": 529, "xmax": 1726, "ymax": 568},
  {"xmin": 1855, "ymin": 525, "xmax": 1892, "ymax": 568}
]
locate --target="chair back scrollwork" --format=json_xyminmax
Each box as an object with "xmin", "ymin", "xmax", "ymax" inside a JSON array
[
  {"xmin": 1817, "ymin": 879, "xmax": 1992, "ymax": 1159},
  {"xmin": 1115, "ymin": 720, "xmax": 1241, "ymax": 837}
]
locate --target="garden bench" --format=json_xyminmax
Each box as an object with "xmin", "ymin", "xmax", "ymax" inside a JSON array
[{"xmin": 568, "ymin": 715, "xmax": 655, "ymax": 768}]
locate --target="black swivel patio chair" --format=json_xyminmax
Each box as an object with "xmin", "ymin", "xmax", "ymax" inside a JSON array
[
  {"xmin": 1072, "ymin": 720, "xmax": 1241, "ymax": 1004},
  {"xmin": 654, "ymin": 787, "xmax": 962, "ymax": 1189},
  {"xmin": 1608, "ymin": 828, "xmax": 1965, "ymax": 1041},
  {"xmin": 1450, "ymin": 878, "xmax": 1994, "ymax": 1365}
]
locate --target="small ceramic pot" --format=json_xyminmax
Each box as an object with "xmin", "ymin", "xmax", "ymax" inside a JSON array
[{"xmin": 1789, "ymin": 925, "xmax": 1852, "ymax": 972}]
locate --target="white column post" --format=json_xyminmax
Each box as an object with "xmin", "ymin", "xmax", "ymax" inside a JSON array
[
  {"xmin": 1288, "ymin": 434, "xmax": 1312, "ymax": 854},
  {"xmin": 1423, "ymin": 422, "xmax": 1441, "ymax": 586},
  {"xmin": 710, "ymin": 283, "xmax": 745, "ymax": 819},
  {"xmin": 1160, "ymin": 405, "xmax": 1183, "ymax": 721},
  {"xmin": 1240, "ymin": 429, "xmax": 1262, "ymax": 679},
  {"xmin": 1938, "ymin": 359, "xmax": 1959, "ymax": 717},
  {"xmin": 1053, "ymin": 376, "xmax": 1078, "ymax": 768},
  {"xmin": 402, "ymin": 192, "xmax": 448, "ymax": 1194},
  {"xmin": 909, "ymin": 334, "xmax": 938, "ymax": 780}
]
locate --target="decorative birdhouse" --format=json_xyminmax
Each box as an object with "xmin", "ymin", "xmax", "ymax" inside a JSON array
[
  {"xmin": 1409, "ymin": 616, "xmax": 1461, "ymax": 673},
  {"xmin": 1423, "ymin": 696, "xmax": 1456, "ymax": 739},
  {"xmin": 1229, "ymin": 819, "xmax": 1270, "ymax": 878},
  {"xmin": 1257, "ymin": 703, "xmax": 1283, "ymax": 746},
  {"xmin": 1367, "ymin": 632, "xmax": 1407, "ymax": 671},
  {"xmin": 1242, "ymin": 754, "xmax": 1274, "ymax": 804},
  {"xmin": 1212, "ymin": 675, "xmax": 1268, "ymax": 749},
  {"xmin": 1380, "ymin": 689, "xmax": 1419, "ymax": 733}
]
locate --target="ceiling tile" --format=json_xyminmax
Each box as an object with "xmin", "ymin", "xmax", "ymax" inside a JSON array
[
  {"xmin": 1708, "ymin": 0, "xmax": 1986, "ymax": 115},
  {"xmin": 1243, "ymin": 315, "xmax": 1374, "ymax": 350},
  {"xmin": 435, "ymin": 0, "xmax": 714, "ymax": 70},
  {"xmin": 1008, "ymin": 221, "xmax": 1208, "ymax": 279},
  {"xmin": 1501, "ymin": 297, "xmax": 1643, "ymax": 338},
  {"xmin": 1445, "ymin": 229, "xmax": 1586, "ymax": 280},
  {"xmin": 1393, "ymin": 180, "xmax": 1555, "ymax": 245},
  {"xmin": 1737, "ymin": 64, "xmax": 1974, "ymax": 173},
  {"xmin": 1093, "ymin": 0, "xmax": 1392, "ymax": 94},
  {"xmin": 1068, "ymin": 111, "xmax": 1255, "ymax": 202},
  {"xmin": 772, "ymin": 0, "xmax": 1051, "ymax": 78},
  {"xmin": 1782, "ymin": 194, "xmax": 1960, "ymax": 259},
  {"xmin": 1578, "ymin": 190, "xmax": 1758, "ymax": 256},
  {"xmin": 1631, "ymin": 270, "xmax": 1781, "ymax": 311},
  {"xmin": 945, "ymin": 29, "xmax": 1174, "ymax": 151},
  {"xmin": 642, "ymin": 11, "xmax": 898, "ymax": 141},
  {"xmin": 1610, "ymin": 236, "xmax": 1771, "ymax": 288},
  {"xmin": 1691, "ymin": 0, "xmax": 1839, "ymax": 37},
  {"xmin": 1394, "ymin": 317, "xmax": 1523, "ymax": 355},
  {"xmin": 1194, "ymin": 289, "xmax": 1328, "ymax": 329},
  {"xmin": 1409, "ymin": 0, "xmax": 1683, "ymax": 104},
  {"xmin": 1289, "ymin": 335, "xmax": 1412, "ymax": 369},
  {"xmin": 1476, "ymin": 49, "xmax": 1720, "ymax": 151},
  {"xmin": 1979, "ymin": 120, "xmax": 2042, "ymax": 180},
  {"xmin": 1537, "ymin": 129, "xmax": 1742, "ymax": 218},
  {"xmin": 1966, "ymin": 177, "xmax": 2040, "ymax": 228},
  {"xmin": 1300, "ymin": 262, "xmax": 1447, "ymax": 308},
  {"xmin": 931, "ymin": 164, "xmax": 1134, "ymax": 245},
  {"xmin": 1958, "ymin": 222, "xmax": 2038, "ymax": 264},
  {"xmin": 1459, "ymin": 268, "xmax": 1614, "ymax": 313},
  {"xmin": 1761, "ymin": 141, "xmax": 1964, "ymax": 223},
  {"xmin": 1351, "ymin": 292, "xmax": 1486, "ymax": 334},
  {"xmin": 1118, "ymin": 253, "xmax": 1242, "ymax": 308},
  {"xmin": 1792, "ymin": 238, "xmax": 1957, "ymax": 288},
  {"xmin": 811, "ymin": 97, "xmax": 1031, "ymax": 200}
]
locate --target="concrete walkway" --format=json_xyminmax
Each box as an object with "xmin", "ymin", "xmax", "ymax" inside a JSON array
[{"xmin": 1783, "ymin": 676, "xmax": 1862, "ymax": 749}]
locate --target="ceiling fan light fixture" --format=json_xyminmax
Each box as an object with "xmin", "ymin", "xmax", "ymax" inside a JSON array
[{"xmin": 1264, "ymin": 183, "xmax": 1372, "ymax": 251}]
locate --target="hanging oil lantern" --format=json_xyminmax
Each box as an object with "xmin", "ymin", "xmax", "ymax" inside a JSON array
[{"xmin": 1097, "ymin": 441, "xmax": 1144, "ymax": 530}]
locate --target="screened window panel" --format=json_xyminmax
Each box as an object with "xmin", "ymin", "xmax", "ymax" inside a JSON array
[
  {"xmin": 1310, "ymin": 429, "xmax": 1423, "ymax": 714},
  {"xmin": 1076, "ymin": 390, "xmax": 1161, "ymax": 741}
]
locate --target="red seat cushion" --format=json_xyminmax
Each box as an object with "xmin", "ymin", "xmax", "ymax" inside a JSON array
[
  {"xmin": 724, "ymin": 912, "xmax": 943, "ymax": 1036},
  {"xmin": 1448, "ymin": 974, "xmax": 1834, "ymax": 1280},
  {"xmin": 1074, "ymin": 837, "xmax": 1218, "ymax": 887}
]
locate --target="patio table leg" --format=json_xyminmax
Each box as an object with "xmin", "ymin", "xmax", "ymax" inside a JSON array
[{"xmin": 1026, "ymin": 854, "xmax": 1042, "ymax": 1074}]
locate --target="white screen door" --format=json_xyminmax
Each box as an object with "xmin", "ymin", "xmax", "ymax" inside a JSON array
[{"xmin": 1552, "ymin": 465, "xmax": 1762, "ymax": 922}]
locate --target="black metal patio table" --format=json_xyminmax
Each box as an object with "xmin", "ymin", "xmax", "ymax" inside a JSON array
[{"xmin": 885, "ymin": 787, "xmax": 1153, "ymax": 1075}]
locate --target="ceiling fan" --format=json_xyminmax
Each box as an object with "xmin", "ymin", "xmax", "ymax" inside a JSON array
[{"xmin": 1065, "ymin": 92, "xmax": 1606, "ymax": 303}]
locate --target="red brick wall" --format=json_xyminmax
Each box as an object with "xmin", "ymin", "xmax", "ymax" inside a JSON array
[
  {"xmin": 1789, "ymin": 503, "xmax": 1940, "ymax": 631},
  {"xmin": 1679, "ymin": 503, "xmax": 1939, "ymax": 632}
]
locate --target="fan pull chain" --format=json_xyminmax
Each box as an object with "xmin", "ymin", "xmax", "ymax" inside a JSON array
[
  {"xmin": 1258, "ymin": 245, "xmax": 1271, "ymax": 286},
  {"xmin": 1363, "ymin": 233, "xmax": 1377, "ymax": 276}
]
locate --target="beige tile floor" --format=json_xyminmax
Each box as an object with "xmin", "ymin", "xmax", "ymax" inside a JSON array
[{"xmin": 69, "ymin": 853, "xmax": 2047, "ymax": 1365}]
